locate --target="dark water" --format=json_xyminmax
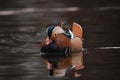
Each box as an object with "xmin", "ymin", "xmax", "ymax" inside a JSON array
[{"xmin": 0, "ymin": 0, "xmax": 120, "ymax": 80}]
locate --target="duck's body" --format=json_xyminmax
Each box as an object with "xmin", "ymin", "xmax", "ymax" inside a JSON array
[{"xmin": 40, "ymin": 22, "xmax": 84, "ymax": 77}]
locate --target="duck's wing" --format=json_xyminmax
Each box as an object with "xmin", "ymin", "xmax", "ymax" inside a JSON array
[
  {"xmin": 55, "ymin": 34, "xmax": 71, "ymax": 48},
  {"xmin": 72, "ymin": 22, "xmax": 83, "ymax": 39}
]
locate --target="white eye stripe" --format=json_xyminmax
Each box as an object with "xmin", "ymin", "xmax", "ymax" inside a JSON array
[{"xmin": 52, "ymin": 27, "xmax": 65, "ymax": 34}]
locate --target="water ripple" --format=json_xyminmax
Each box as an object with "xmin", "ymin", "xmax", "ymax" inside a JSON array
[
  {"xmin": 95, "ymin": 6, "xmax": 120, "ymax": 11},
  {"xmin": 0, "ymin": 7, "xmax": 80, "ymax": 15},
  {"xmin": 97, "ymin": 47, "xmax": 120, "ymax": 50}
]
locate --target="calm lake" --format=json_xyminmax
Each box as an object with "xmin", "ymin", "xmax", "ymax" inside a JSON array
[{"xmin": 0, "ymin": 0, "xmax": 120, "ymax": 80}]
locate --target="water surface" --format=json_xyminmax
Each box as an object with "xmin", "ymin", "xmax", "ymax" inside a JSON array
[{"xmin": 0, "ymin": 0, "xmax": 120, "ymax": 80}]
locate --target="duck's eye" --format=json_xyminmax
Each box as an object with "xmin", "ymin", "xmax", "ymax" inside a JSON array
[{"xmin": 54, "ymin": 34, "xmax": 57, "ymax": 37}]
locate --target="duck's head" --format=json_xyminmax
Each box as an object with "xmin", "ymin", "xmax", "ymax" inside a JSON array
[{"xmin": 46, "ymin": 26, "xmax": 65, "ymax": 40}]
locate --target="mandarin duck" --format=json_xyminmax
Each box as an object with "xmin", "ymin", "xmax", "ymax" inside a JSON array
[
  {"xmin": 40, "ymin": 25, "xmax": 72, "ymax": 77},
  {"xmin": 40, "ymin": 22, "xmax": 84, "ymax": 77}
]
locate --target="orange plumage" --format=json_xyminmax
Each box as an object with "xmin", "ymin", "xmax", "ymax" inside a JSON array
[
  {"xmin": 55, "ymin": 34, "xmax": 71, "ymax": 48},
  {"xmin": 72, "ymin": 22, "xmax": 83, "ymax": 39}
]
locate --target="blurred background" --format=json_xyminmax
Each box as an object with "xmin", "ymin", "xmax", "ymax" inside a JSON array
[{"xmin": 0, "ymin": 0, "xmax": 120, "ymax": 80}]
